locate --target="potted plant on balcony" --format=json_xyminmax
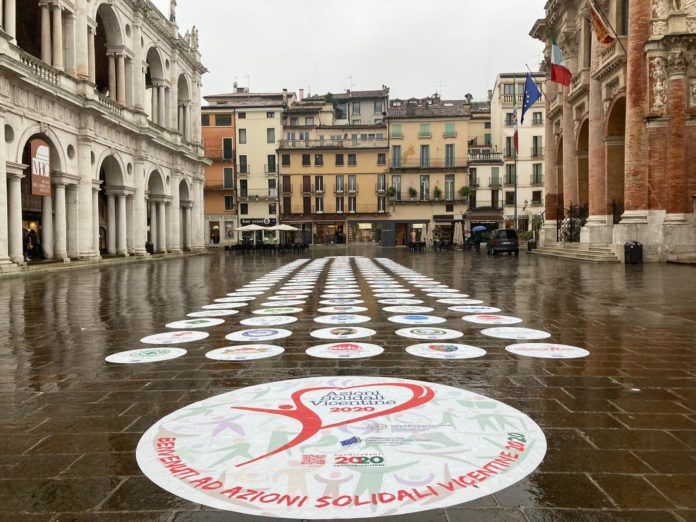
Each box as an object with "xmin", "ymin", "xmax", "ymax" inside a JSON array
[
  {"xmin": 387, "ymin": 186, "xmax": 396, "ymax": 198},
  {"xmin": 408, "ymin": 187, "xmax": 418, "ymax": 200},
  {"xmin": 459, "ymin": 186, "xmax": 470, "ymax": 201},
  {"xmin": 433, "ymin": 186, "xmax": 442, "ymax": 201}
]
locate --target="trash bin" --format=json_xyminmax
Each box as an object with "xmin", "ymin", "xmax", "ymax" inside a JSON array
[
  {"xmin": 624, "ymin": 241, "xmax": 643, "ymax": 264},
  {"xmin": 145, "ymin": 241, "xmax": 154, "ymax": 254},
  {"xmin": 527, "ymin": 239, "xmax": 537, "ymax": 252}
]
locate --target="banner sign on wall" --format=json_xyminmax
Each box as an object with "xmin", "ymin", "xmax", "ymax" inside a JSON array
[{"xmin": 31, "ymin": 140, "xmax": 51, "ymax": 197}]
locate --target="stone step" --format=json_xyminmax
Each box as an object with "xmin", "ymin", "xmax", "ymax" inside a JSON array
[{"xmin": 532, "ymin": 247, "xmax": 620, "ymax": 263}]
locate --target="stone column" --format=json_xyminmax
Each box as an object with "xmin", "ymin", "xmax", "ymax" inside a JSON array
[
  {"xmin": 184, "ymin": 204, "xmax": 192, "ymax": 251},
  {"xmin": 665, "ymin": 53, "xmax": 687, "ymax": 219},
  {"xmin": 41, "ymin": 2, "xmax": 52, "ymax": 64},
  {"xmin": 108, "ymin": 53, "xmax": 117, "ymax": 100},
  {"xmin": 7, "ymin": 167, "xmax": 23, "ymax": 264},
  {"xmin": 622, "ymin": 0, "xmax": 651, "ymax": 219},
  {"xmin": 41, "ymin": 195, "xmax": 54, "ymax": 259},
  {"xmin": 4, "ymin": 0, "xmax": 15, "ymax": 41},
  {"xmin": 170, "ymin": 175, "xmax": 181, "ymax": 253},
  {"xmin": 92, "ymin": 182, "xmax": 100, "ymax": 255},
  {"xmin": 63, "ymin": 11, "xmax": 75, "ymax": 75},
  {"xmin": 151, "ymin": 83, "xmax": 158, "ymax": 124},
  {"xmin": 106, "ymin": 193, "xmax": 116, "ymax": 254},
  {"xmin": 51, "ymin": 4, "xmax": 63, "ymax": 71},
  {"xmin": 133, "ymin": 156, "xmax": 147, "ymax": 255},
  {"xmin": 66, "ymin": 184, "xmax": 78, "ymax": 258},
  {"xmin": 185, "ymin": 103, "xmax": 191, "ymax": 142},
  {"xmin": 74, "ymin": 0, "xmax": 89, "ymax": 80},
  {"xmin": 116, "ymin": 53, "xmax": 126, "ymax": 105},
  {"xmin": 131, "ymin": 15, "xmax": 144, "ymax": 110},
  {"xmin": 191, "ymin": 179, "xmax": 203, "ymax": 249},
  {"xmin": 561, "ymin": 88, "xmax": 578, "ymax": 207},
  {"xmin": 76, "ymin": 138, "xmax": 96, "ymax": 259},
  {"xmin": 126, "ymin": 195, "xmax": 134, "ymax": 253},
  {"xmin": 149, "ymin": 199, "xmax": 157, "ymax": 249},
  {"xmin": 116, "ymin": 195, "xmax": 127, "ymax": 255},
  {"xmin": 178, "ymin": 105, "xmax": 184, "ymax": 134},
  {"xmin": 53, "ymin": 182, "xmax": 68, "ymax": 259},
  {"xmin": 0, "ymin": 118, "xmax": 10, "ymax": 265},
  {"xmin": 158, "ymin": 84, "xmax": 166, "ymax": 127},
  {"xmin": 157, "ymin": 201, "xmax": 167, "ymax": 253},
  {"xmin": 88, "ymin": 27, "xmax": 96, "ymax": 83}
]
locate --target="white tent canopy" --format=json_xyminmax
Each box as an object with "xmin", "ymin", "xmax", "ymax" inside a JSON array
[
  {"xmin": 235, "ymin": 224, "xmax": 265, "ymax": 232},
  {"xmin": 270, "ymin": 224, "xmax": 300, "ymax": 231}
]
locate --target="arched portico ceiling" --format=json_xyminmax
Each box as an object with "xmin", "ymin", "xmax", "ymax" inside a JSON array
[
  {"xmin": 15, "ymin": 125, "xmax": 66, "ymax": 172},
  {"xmin": 146, "ymin": 47, "xmax": 165, "ymax": 82},
  {"xmin": 94, "ymin": 2, "xmax": 124, "ymax": 47},
  {"xmin": 606, "ymin": 96, "xmax": 626, "ymax": 137},
  {"xmin": 177, "ymin": 74, "xmax": 191, "ymax": 102},
  {"xmin": 98, "ymin": 153, "xmax": 126, "ymax": 187},
  {"xmin": 179, "ymin": 178, "xmax": 191, "ymax": 200},
  {"xmin": 148, "ymin": 170, "xmax": 166, "ymax": 195}
]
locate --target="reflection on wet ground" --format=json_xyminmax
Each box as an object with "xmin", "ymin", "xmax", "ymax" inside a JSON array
[{"xmin": 1, "ymin": 247, "xmax": 695, "ymax": 521}]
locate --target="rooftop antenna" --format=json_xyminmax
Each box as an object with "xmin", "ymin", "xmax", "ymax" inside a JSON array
[
  {"xmin": 345, "ymin": 76, "xmax": 355, "ymax": 92},
  {"xmin": 433, "ymin": 80, "xmax": 445, "ymax": 98},
  {"xmin": 243, "ymin": 75, "xmax": 250, "ymax": 93}
]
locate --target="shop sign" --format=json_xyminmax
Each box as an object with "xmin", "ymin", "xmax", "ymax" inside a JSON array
[
  {"xmin": 31, "ymin": 140, "xmax": 51, "ymax": 196},
  {"xmin": 241, "ymin": 218, "xmax": 277, "ymax": 226}
]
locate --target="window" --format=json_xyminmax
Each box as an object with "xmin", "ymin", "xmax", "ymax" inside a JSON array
[
  {"xmin": 505, "ymin": 191, "xmax": 515, "ymax": 206},
  {"xmin": 335, "ymin": 175, "xmax": 344, "ymax": 193},
  {"xmin": 267, "ymin": 128, "xmax": 275, "ymax": 144},
  {"xmin": 305, "ymin": 117, "xmax": 314, "ymax": 126},
  {"xmin": 391, "ymin": 123, "xmax": 402, "ymax": 138},
  {"xmin": 269, "ymin": 203, "xmax": 277, "ymax": 214},
  {"xmin": 484, "ymin": 122, "xmax": 491, "ymax": 129},
  {"xmin": 444, "ymin": 122, "xmax": 456, "ymax": 138},
  {"xmin": 505, "ymin": 113, "xmax": 514, "ymax": 126},
  {"xmin": 315, "ymin": 176, "xmax": 324, "ymax": 193},
  {"xmin": 303, "ymin": 196, "xmax": 311, "ymax": 214},
  {"xmin": 532, "ymin": 136, "xmax": 543, "ymax": 157},
  {"xmin": 490, "ymin": 190, "xmax": 498, "ymax": 209},
  {"xmin": 505, "ymin": 164, "xmax": 517, "ymax": 185},
  {"xmin": 484, "ymin": 133, "xmax": 492, "ymax": 146},
  {"xmin": 267, "ymin": 155, "xmax": 276, "ymax": 174},
  {"xmin": 505, "ymin": 136, "xmax": 515, "ymax": 157},
  {"xmin": 348, "ymin": 196, "xmax": 356, "ymax": 213},
  {"xmin": 491, "ymin": 167, "xmax": 500, "ymax": 186},
  {"xmin": 239, "ymin": 155, "xmax": 248, "ymax": 174},
  {"xmin": 281, "ymin": 154, "xmax": 290, "ymax": 167},
  {"xmin": 419, "ymin": 123, "xmax": 431, "ymax": 138},
  {"xmin": 335, "ymin": 154, "xmax": 344, "ymax": 166},
  {"xmin": 532, "ymin": 164, "xmax": 543, "ymax": 184},
  {"xmin": 302, "ymin": 154, "xmax": 311, "ymax": 167},
  {"xmin": 348, "ymin": 154, "xmax": 357, "ymax": 166},
  {"xmin": 299, "ymin": 131, "xmax": 310, "ymax": 141},
  {"xmin": 216, "ymin": 113, "xmax": 232, "ymax": 126},
  {"xmin": 223, "ymin": 138, "xmax": 234, "ymax": 160},
  {"xmin": 377, "ymin": 174, "xmax": 386, "ymax": 192},
  {"xmin": 238, "ymin": 128, "xmax": 247, "ymax": 144},
  {"xmin": 335, "ymin": 103, "xmax": 346, "ymax": 119},
  {"xmin": 420, "ymin": 175, "xmax": 430, "ymax": 200},
  {"xmin": 619, "ymin": 0, "xmax": 629, "ymax": 35},
  {"xmin": 266, "ymin": 111, "xmax": 275, "ymax": 118},
  {"xmin": 268, "ymin": 178, "xmax": 277, "ymax": 198},
  {"xmin": 445, "ymin": 144, "xmax": 455, "ymax": 168},
  {"xmin": 348, "ymin": 175, "xmax": 357, "ymax": 193},
  {"xmin": 237, "ymin": 112, "xmax": 246, "ymax": 119},
  {"xmin": 352, "ymin": 102, "xmax": 361, "ymax": 115},
  {"xmin": 445, "ymin": 174, "xmax": 454, "ymax": 200},
  {"xmin": 336, "ymin": 197, "xmax": 344, "ymax": 213},
  {"xmin": 420, "ymin": 145, "xmax": 430, "ymax": 168},
  {"xmin": 532, "ymin": 190, "xmax": 543, "ymax": 205},
  {"xmin": 282, "ymin": 175, "xmax": 291, "ymax": 193},
  {"xmin": 201, "ymin": 114, "xmax": 210, "ymax": 127},
  {"xmin": 315, "ymin": 154, "xmax": 324, "ymax": 167},
  {"xmin": 290, "ymin": 117, "xmax": 299, "ymax": 125},
  {"xmin": 392, "ymin": 145, "xmax": 402, "ymax": 168},
  {"xmin": 282, "ymin": 196, "xmax": 291, "ymax": 215},
  {"xmin": 239, "ymin": 179, "xmax": 248, "ymax": 198},
  {"xmin": 374, "ymin": 100, "xmax": 383, "ymax": 114},
  {"xmin": 503, "ymin": 84, "xmax": 515, "ymax": 95},
  {"xmin": 392, "ymin": 175, "xmax": 401, "ymax": 200},
  {"xmin": 533, "ymin": 112, "xmax": 543, "ymax": 125},
  {"xmin": 315, "ymin": 197, "xmax": 324, "ymax": 213},
  {"xmin": 446, "ymin": 204, "xmax": 454, "ymax": 212},
  {"xmin": 240, "ymin": 203, "xmax": 249, "ymax": 215},
  {"xmin": 470, "ymin": 168, "xmax": 478, "ymax": 186},
  {"xmin": 378, "ymin": 196, "xmax": 386, "ymax": 212},
  {"xmin": 223, "ymin": 168, "xmax": 234, "ymax": 189},
  {"xmin": 224, "ymin": 196, "xmax": 234, "ymax": 210},
  {"xmin": 377, "ymin": 153, "xmax": 386, "ymax": 166},
  {"xmin": 303, "ymin": 175, "xmax": 311, "ymax": 193}
]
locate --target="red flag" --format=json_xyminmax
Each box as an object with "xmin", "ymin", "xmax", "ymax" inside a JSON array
[{"xmin": 589, "ymin": 0, "xmax": 616, "ymax": 46}]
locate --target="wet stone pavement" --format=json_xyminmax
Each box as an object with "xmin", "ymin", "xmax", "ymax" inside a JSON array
[{"xmin": 1, "ymin": 246, "xmax": 695, "ymax": 522}]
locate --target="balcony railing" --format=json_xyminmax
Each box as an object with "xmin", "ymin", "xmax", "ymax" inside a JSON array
[
  {"xmin": 443, "ymin": 131, "xmax": 458, "ymax": 138},
  {"xmin": 504, "ymin": 175, "xmax": 517, "ymax": 186},
  {"xmin": 205, "ymin": 181, "xmax": 236, "ymax": 191},
  {"xmin": 418, "ymin": 131, "xmax": 432, "ymax": 138},
  {"xmin": 238, "ymin": 189, "xmax": 279, "ymax": 201},
  {"xmin": 503, "ymin": 148, "xmax": 517, "ymax": 159},
  {"xmin": 470, "ymin": 180, "xmax": 479, "ymax": 188},
  {"xmin": 467, "ymin": 151, "xmax": 503, "ymax": 163},
  {"xmin": 278, "ymin": 138, "xmax": 388, "ymax": 149},
  {"xmin": 390, "ymin": 157, "xmax": 469, "ymax": 170},
  {"xmin": 531, "ymin": 174, "xmax": 544, "ymax": 186},
  {"xmin": 489, "ymin": 178, "xmax": 502, "ymax": 188},
  {"xmin": 265, "ymin": 164, "xmax": 277, "ymax": 174},
  {"xmin": 376, "ymin": 183, "xmax": 387, "ymax": 194},
  {"xmin": 502, "ymin": 94, "xmax": 524, "ymax": 104},
  {"xmin": 531, "ymin": 147, "xmax": 544, "ymax": 158},
  {"xmin": 238, "ymin": 166, "xmax": 250, "ymax": 175},
  {"xmin": 285, "ymin": 204, "xmax": 386, "ymax": 215},
  {"xmin": 205, "ymin": 148, "xmax": 235, "ymax": 161}
]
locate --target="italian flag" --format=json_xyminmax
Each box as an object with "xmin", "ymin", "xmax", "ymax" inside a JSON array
[{"xmin": 551, "ymin": 36, "xmax": 572, "ymax": 87}]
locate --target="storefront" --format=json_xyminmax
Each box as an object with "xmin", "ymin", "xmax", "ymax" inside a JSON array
[
  {"xmin": 240, "ymin": 218, "xmax": 278, "ymax": 244},
  {"xmin": 206, "ymin": 214, "xmax": 237, "ymax": 245},
  {"xmin": 315, "ymin": 221, "xmax": 346, "ymax": 244},
  {"xmin": 433, "ymin": 215, "xmax": 455, "ymax": 243},
  {"xmin": 347, "ymin": 222, "xmax": 383, "ymax": 244},
  {"xmin": 375, "ymin": 221, "xmax": 430, "ymax": 247}
]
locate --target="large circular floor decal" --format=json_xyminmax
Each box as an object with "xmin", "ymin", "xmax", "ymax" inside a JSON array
[
  {"xmin": 395, "ymin": 328, "xmax": 463, "ymax": 340},
  {"xmin": 188, "ymin": 310, "xmax": 239, "ymax": 318},
  {"xmin": 226, "ymin": 329, "xmax": 292, "ymax": 342},
  {"xmin": 310, "ymin": 327, "xmax": 376, "ymax": 340},
  {"xmin": 481, "ymin": 327, "xmax": 551, "ymax": 340},
  {"xmin": 141, "ymin": 331, "xmax": 209, "ymax": 345},
  {"xmin": 206, "ymin": 345, "xmax": 285, "ymax": 361},
  {"xmin": 241, "ymin": 316, "xmax": 298, "ymax": 327},
  {"xmin": 166, "ymin": 318, "xmax": 225, "ymax": 329},
  {"xmin": 137, "ymin": 376, "xmax": 547, "ymax": 519},
  {"xmin": 462, "ymin": 315, "xmax": 523, "ymax": 326},
  {"xmin": 506, "ymin": 343, "xmax": 590, "ymax": 359},
  {"xmin": 388, "ymin": 315, "xmax": 446, "ymax": 325},
  {"xmin": 405, "ymin": 343, "xmax": 486, "ymax": 360},
  {"xmin": 106, "ymin": 347, "xmax": 187, "ymax": 364},
  {"xmin": 314, "ymin": 315, "xmax": 371, "ymax": 325},
  {"xmin": 306, "ymin": 343, "xmax": 384, "ymax": 359}
]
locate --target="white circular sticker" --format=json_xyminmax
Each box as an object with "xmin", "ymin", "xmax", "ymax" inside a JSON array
[
  {"xmin": 319, "ymin": 299, "xmax": 365, "ymax": 305},
  {"xmin": 395, "ymin": 328, "xmax": 463, "ymax": 340},
  {"xmin": 267, "ymin": 295, "xmax": 307, "ymax": 301},
  {"xmin": 481, "ymin": 328, "xmax": 552, "ymax": 340},
  {"xmin": 382, "ymin": 306, "xmax": 434, "ymax": 314},
  {"xmin": 276, "ymin": 290, "xmax": 312, "ymax": 295},
  {"xmin": 506, "ymin": 343, "xmax": 590, "ymax": 359},
  {"xmin": 378, "ymin": 298, "xmax": 424, "ymax": 305},
  {"xmin": 314, "ymin": 315, "xmax": 371, "ymax": 325},
  {"xmin": 320, "ymin": 294, "xmax": 362, "ymax": 299},
  {"xmin": 388, "ymin": 315, "xmax": 447, "ymax": 325},
  {"xmin": 106, "ymin": 347, "xmax": 187, "ymax": 364},
  {"xmin": 241, "ymin": 316, "xmax": 298, "ymax": 327},
  {"xmin": 374, "ymin": 293, "xmax": 416, "ymax": 299},
  {"xmin": 141, "ymin": 331, "xmax": 209, "ymax": 345},
  {"xmin": 187, "ymin": 310, "xmax": 239, "ymax": 318},
  {"xmin": 318, "ymin": 306, "xmax": 368, "ymax": 314},
  {"xmin": 449, "ymin": 306, "xmax": 502, "ymax": 314},
  {"xmin": 306, "ymin": 342, "xmax": 384, "ymax": 359},
  {"xmin": 405, "ymin": 343, "xmax": 487, "ymax": 360},
  {"xmin": 206, "ymin": 345, "xmax": 285, "ymax": 361},
  {"xmin": 462, "ymin": 315, "xmax": 523, "ymax": 326},
  {"xmin": 437, "ymin": 299, "xmax": 484, "ymax": 305},
  {"xmin": 202, "ymin": 303, "xmax": 248, "ymax": 310},
  {"xmin": 427, "ymin": 293, "xmax": 470, "ymax": 299},
  {"xmin": 253, "ymin": 307, "xmax": 303, "ymax": 315},
  {"xmin": 216, "ymin": 296, "xmax": 257, "ymax": 303},
  {"xmin": 260, "ymin": 301, "xmax": 306, "ymax": 307},
  {"xmin": 228, "ymin": 291, "xmax": 265, "ymax": 296},
  {"xmin": 310, "ymin": 327, "xmax": 376, "ymax": 340},
  {"xmin": 166, "ymin": 318, "xmax": 225, "ymax": 329},
  {"xmin": 225, "ymin": 329, "xmax": 293, "ymax": 342},
  {"xmin": 137, "ymin": 376, "xmax": 546, "ymax": 519}
]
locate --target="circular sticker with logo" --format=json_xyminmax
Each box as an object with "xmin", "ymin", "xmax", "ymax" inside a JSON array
[
  {"xmin": 462, "ymin": 315, "xmax": 523, "ymax": 326},
  {"xmin": 405, "ymin": 343, "xmax": 487, "ymax": 360},
  {"xmin": 437, "ymin": 299, "xmax": 484, "ymax": 305},
  {"xmin": 427, "ymin": 293, "xmax": 470, "ymax": 299},
  {"xmin": 187, "ymin": 310, "xmax": 239, "ymax": 318},
  {"xmin": 306, "ymin": 342, "xmax": 384, "ymax": 359},
  {"xmin": 228, "ymin": 291, "xmax": 265, "ymax": 296},
  {"xmin": 314, "ymin": 315, "xmax": 371, "ymax": 325},
  {"xmin": 216, "ymin": 296, "xmax": 257, "ymax": 303},
  {"xmin": 202, "ymin": 303, "xmax": 248, "ymax": 310},
  {"xmin": 260, "ymin": 300, "xmax": 306, "ymax": 308},
  {"xmin": 106, "ymin": 347, "xmax": 187, "ymax": 364},
  {"xmin": 481, "ymin": 327, "xmax": 552, "ymax": 340},
  {"xmin": 137, "ymin": 376, "xmax": 547, "ymax": 519},
  {"xmin": 448, "ymin": 306, "xmax": 502, "ymax": 314},
  {"xmin": 253, "ymin": 307, "xmax": 303, "ymax": 315},
  {"xmin": 318, "ymin": 306, "xmax": 369, "ymax": 314},
  {"xmin": 506, "ymin": 343, "xmax": 590, "ymax": 359},
  {"xmin": 319, "ymin": 299, "xmax": 365, "ymax": 306},
  {"xmin": 382, "ymin": 306, "xmax": 434, "ymax": 314},
  {"xmin": 378, "ymin": 298, "xmax": 424, "ymax": 305},
  {"xmin": 241, "ymin": 316, "xmax": 298, "ymax": 327},
  {"xmin": 276, "ymin": 290, "xmax": 313, "ymax": 295},
  {"xmin": 388, "ymin": 315, "xmax": 447, "ymax": 325},
  {"xmin": 374, "ymin": 293, "xmax": 416, "ymax": 299},
  {"xmin": 395, "ymin": 328, "xmax": 463, "ymax": 340},
  {"xmin": 141, "ymin": 331, "xmax": 209, "ymax": 345},
  {"xmin": 320, "ymin": 294, "xmax": 362, "ymax": 299},
  {"xmin": 225, "ymin": 329, "xmax": 293, "ymax": 342},
  {"xmin": 310, "ymin": 327, "xmax": 376, "ymax": 340},
  {"xmin": 166, "ymin": 318, "xmax": 226, "ymax": 329},
  {"xmin": 206, "ymin": 345, "xmax": 285, "ymax": 361},
  {"xmin": 267, "ymin": 295, "xmax": 307, "ymax": 302}
]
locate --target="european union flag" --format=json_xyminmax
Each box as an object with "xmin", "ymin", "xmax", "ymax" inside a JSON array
[{"xmin": 521, "ymin": 73, "xmax": 542, "ymax": 125}]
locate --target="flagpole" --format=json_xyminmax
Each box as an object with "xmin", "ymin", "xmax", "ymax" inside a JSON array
[
  {"xmin": 525, "ymin": 63, "xmax": 551, "ymax": 104},
  {"xmin": 513, "ymin": 74, "xmax": 518, "ymax": 232}
]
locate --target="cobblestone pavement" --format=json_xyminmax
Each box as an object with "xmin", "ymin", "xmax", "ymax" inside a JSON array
[{"xmin": 1, "ymin": 247, "xmax": 695, "ymax": 522}]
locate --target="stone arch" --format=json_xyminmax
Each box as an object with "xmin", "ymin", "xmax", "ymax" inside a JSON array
[
  {"xmin": 176, "ymin": 74, "xmax": 191, "ymax": 137},
  {"xmin": 605, "ymin": 96, "xmax": 626, "ymax": 221},
  {"xmin": 556, "ymin": 135, "xmax": 564, "ymax": 212},
  {"xmin": 97, "ymin": 153, "xmax": 128, "ymax": 255},
  {"xmin": 95, "ymin": 150, "xmax": 126, "ymax": 184},
  {"xmin": 145, "ymin": 47, "xmax": 167, "ymax": 124},
  {"xmin": 147, "ymin": 169, "xmax": 168, "ymax": 253},
  {"xmin": 14, "ymin": 125, "xmax": 66, "ymax": 171},
  {"xmin": 576, "ymin": 118, "xmax": 589, "ymax": 208},
  {"xmin": 147, "ymin": 169, "xmax": 166, "ymax": 196},
  {"xmin": 178, "ymin": 178, "xmax": 192, "ymax": 250},
  {"xmin": 94, "ymin": 3, "xmax": 125, "ymax": 98}
]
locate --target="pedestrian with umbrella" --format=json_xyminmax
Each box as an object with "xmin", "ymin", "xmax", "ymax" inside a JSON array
[{"xmin": 471, "ymin": 225, "xmax": 487, "ymax": 252}]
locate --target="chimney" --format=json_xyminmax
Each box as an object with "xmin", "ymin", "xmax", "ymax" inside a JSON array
[
  {"xmin": 299, "ymin": 89, "xmax": 304, "ymax": 101},
  {"xmin": 282, "ymin": 88, "xmax": 288, "ymax": 105}
]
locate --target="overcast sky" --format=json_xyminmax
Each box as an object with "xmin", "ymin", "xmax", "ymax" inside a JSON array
[{"xmin": 152, "ymin": 0, "xmax": 546, "ymax": 102}]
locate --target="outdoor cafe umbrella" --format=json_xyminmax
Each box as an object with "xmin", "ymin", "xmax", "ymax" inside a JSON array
[
  {"xmin": 236, "ymin": 224, "xmax": 265, "ymax": 246},
  {"xmin": 271, "ymin": 224, "xmax": 300, "ymax": 231},
  {"xmin": 453, "ymin": 222, "xmax": 464, "ymax": 247},
  {"xmin": 425, "ymin": 221, "xmax": 434, "ymax": 249}
]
